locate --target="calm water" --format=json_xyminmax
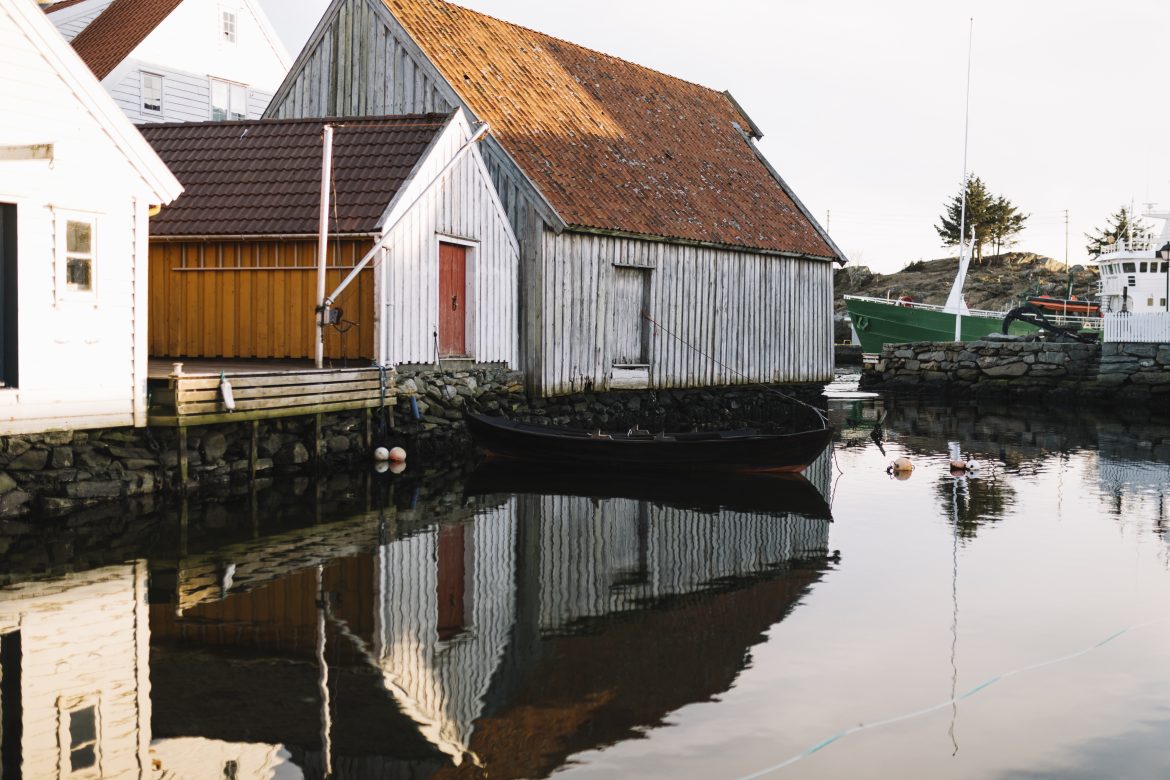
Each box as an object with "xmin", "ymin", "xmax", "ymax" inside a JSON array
[{"xmin": 2, "ymin": 395, "xmax": 1170, "ymax": 778}]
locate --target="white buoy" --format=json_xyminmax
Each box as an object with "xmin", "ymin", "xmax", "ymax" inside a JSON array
[
  {"xmin": 374, "ymin": 461, "xmax": 390, "ymax": 474},
  {"xmin": 389, "ymin": 446, "xmax": 407, "ymax": 463},
  {"xmin": 219, "ymin": 373, "xmax": 236, "ymax": 412},
  {"xmin": 373, "ymin": 446, "xmax": 391, "ymax": 462}
]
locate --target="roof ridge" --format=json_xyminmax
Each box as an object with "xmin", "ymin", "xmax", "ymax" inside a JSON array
[
  {"xmin": 417, "ymin": 0, "xmax": 730, "ymax": 100},
  {"xmin": 136, "ymin": 111, "xmax": 454, "ymax": 130}
]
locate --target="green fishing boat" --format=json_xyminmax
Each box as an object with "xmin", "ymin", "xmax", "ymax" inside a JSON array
[{"xmin": 843, "ymin": 295, "xmax": 1041, "ymax": 354}]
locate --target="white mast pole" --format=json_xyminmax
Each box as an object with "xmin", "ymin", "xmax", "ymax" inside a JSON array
[
  {"xmin": 955, "ymin": 18, "xmax": 974, "ymax": 342},
  {"xmin": 315, "ymin": 124, "xmax": 334, "ymax": 369}
]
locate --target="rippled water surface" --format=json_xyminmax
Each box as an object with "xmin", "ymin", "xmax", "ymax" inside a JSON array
[{"xmin": 2, "ymin": 396, "xmax": 1170, "ymax": 778}]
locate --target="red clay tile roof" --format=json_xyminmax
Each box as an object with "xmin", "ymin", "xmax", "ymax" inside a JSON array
[
  {"xmin": 383, "ymin": 0, "xmax": 836, "ymax": 259},
  {"xmin": 140, "ymin": 114, "xmax": 450, "ymax": 236},
  {"xmin": 43, "ymin": 0, "xmax": 88, "ymax": 13},
  {"xmin": 69, "ymin": 0, "xmax": 182, "ymax": 81}
]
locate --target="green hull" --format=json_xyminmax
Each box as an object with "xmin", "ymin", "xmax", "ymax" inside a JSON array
[{"xmin": 844, "ymin": 297, "xmax": 1036, "ymax": 353}]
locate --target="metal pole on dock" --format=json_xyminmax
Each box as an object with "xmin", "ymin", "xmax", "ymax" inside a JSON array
[{"xmin": 316, "ymin": 125, "xmax": 334, "ymax": 370}]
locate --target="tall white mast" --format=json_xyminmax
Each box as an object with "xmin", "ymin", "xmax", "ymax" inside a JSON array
[{"xmin": 949, "ymin": 18, "xmax": 975, "ymax": 341}]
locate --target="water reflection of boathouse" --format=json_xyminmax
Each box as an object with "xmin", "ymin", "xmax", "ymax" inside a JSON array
[{"xmin": 151, "ymin": 457, "xmax": 835, "ymax": 776}]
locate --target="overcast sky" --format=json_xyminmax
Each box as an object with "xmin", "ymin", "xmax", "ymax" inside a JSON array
[{"xmin": 257, "ymin": 0, "xmax": 1170, "ymax": 273}]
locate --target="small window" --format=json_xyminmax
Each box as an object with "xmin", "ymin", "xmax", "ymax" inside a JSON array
[
  {"xmin": 1162, "ymin": 263, "xmax": 1168, "ymax": 273},
  {"xmin": 1123, "ymin": 262, "xmax": 1136, "ymax": 272},
  {"xmin": 1140, "ymin": 262, "xmax": 1148, "ymax": 272},
  {"xmin": 65, "ymin": 220, "xmax": 93, "ymax": 292},
  {"xmin": 210, "ymin": 78, "xmax": 247, "ymax": 121},
  {"xmin": 68, "ymin": 706, "xmax": 97, "ymax": 772},
  {"xmin": 142, "ymin": 72, "xmax": 163, "ymax": 114},
  {"xmin": 1148, "ymin": 297, "xmax": 1155, "ymax": 307},
  {"xmin": 221, "ymin": 10, "xmax": 236, "ymax": 43}
]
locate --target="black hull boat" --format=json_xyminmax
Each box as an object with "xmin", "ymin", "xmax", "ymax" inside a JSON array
[
  {"xmin": 463, "ymin": 412, "xmax": 834, "ymax": 474},
  {"xmin": 465, "ymin": 459, "xmax": 832, "ymax": 519}
]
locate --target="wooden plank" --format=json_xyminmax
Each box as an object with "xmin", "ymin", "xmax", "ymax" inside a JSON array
[
  {"xmin": 177, "ymin": 379, "xmax": 383, "ymax": 403},
  {"xmin": 176, "ymin": 388, "xmax": 387, "ymax": 415},
  {"xmin": 149, "ymin": 397, "xmax": 395, "ymax": 428},
  {"xmin": 175, "ymin": 368, "xmax": 383, "ymax": 389}
]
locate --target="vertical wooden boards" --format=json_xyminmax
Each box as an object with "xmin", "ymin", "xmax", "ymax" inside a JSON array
[
  {"xmin": 538, "ymin": 231, "xmax": 834, "ymax": 395},
  {"xmin": 438, "ymin": 243, "xmax": 468, "ymax": 356},
  {"xmin": 611, "ymin": 267, "xmax": 648, "ymax": 364}
]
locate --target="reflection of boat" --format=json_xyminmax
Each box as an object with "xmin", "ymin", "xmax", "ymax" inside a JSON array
[
  {"xmin": 465, "ymin": 460, "xmax": 832, "ymax": 519},
  {"xmin": 463, "ymin": 412, "xmax": 834, "ymax": 474}
]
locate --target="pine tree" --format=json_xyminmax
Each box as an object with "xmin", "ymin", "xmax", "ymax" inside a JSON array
[
  {"xmin": 935, "ymin": 175, "xmax": 1028, "ymax": 262},
  {"xmin": 1085, "ymin": 206, "xmax": 1150, "ymax": 257}
]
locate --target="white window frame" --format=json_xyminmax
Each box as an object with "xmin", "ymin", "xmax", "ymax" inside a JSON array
[
  {"xmin": 53, "ymin": 210, "xmax": 99, "ymax": 304},
  {"xmin": 57, "ymin": 696, "xmax": 101, "ymax": 778},
  {"xmin": 141, "ymin": 71, "xmax": 163, "ymax": 115},
  {"xmin": 209, "ymin": 78, "xmax": 248, "ymax": 121},
  {"xmin": 221, "ymin": 8, "xmax": 237, "ymax": 44}
]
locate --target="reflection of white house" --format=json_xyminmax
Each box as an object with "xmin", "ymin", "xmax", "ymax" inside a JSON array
[
  {"xmin": 371, "ymin": 465, "xmax": 831, "ymax": 762},
  {"xmin": 44, "ymin": 0, "xmax": 290, "ymax": 123},
  {"xmin": 151, "ymin": 737, "xmax": 302, "ymax": 780},
  {"xmin": 0, "ymin": 0, "xmax": 182, "ymax": 435},
  {"xmin": 0, "ymin": 563, "xmax": 150, "ymax": 779}
]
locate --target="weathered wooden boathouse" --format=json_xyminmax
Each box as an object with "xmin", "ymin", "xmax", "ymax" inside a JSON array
[
  {"xmin": 265, "ymin": 0, "xmax": 845, "ymax": 396},
  {"xmin": 141, "ymin": 110, "xmax": 519, "ymax": 369}
]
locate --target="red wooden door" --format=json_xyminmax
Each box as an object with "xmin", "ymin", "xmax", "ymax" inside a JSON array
[{"xmin": 438, "ymin": 243, "xmax": 467, "ymax": 357}]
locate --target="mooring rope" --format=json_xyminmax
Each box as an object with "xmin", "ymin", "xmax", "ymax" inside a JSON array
[
  {"xmin": 640, "ymin": 312, "xmax": 829, "ymax": 428},
  {"xmin": 733, "ymin": 615, "xmax": 1170, "ymax": 779}
]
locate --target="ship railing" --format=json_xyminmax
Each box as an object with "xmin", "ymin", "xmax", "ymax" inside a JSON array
[
  {"xmin": 1103, "ymin": 311, "xmax": 1170, "ymax": 342},
  {"xmin": 1100, "ymin": 237, "xmax": 1156, "ymax": 255},
  {"xmin": 843, "ymin": 294, "xmax": 1102, "ymax": 330}
]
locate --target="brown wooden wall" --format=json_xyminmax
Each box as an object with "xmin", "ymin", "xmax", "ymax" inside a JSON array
[{"xmin": 149, "ymin": 238, "xmax": 376, "ymax": 360}]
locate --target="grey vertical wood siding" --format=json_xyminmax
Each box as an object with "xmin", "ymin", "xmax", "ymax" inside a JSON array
[
  {"xmin": 538, "ymin": 231, "xmax": 835, "ymax": 395},
  {"xmin": 266, "ymin": 0, "xmax": 455, "ymax": 120}
]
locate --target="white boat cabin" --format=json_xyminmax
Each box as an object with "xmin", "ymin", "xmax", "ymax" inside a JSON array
[{"xmin": 1093, "ymin": 215, "xmax": 1170, "ymax": 314}]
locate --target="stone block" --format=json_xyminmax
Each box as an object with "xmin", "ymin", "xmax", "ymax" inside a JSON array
[
  {"xmin": 77, "ymin": 449, "xmax": 112, "ymax": 470},
  {"xmin": 0, "ymin": 473, "xmax": 15, "ymax": 495},
  {"xmin": 1122, "ymin": 343, "xmax": 1158, "ymax": 358},
  {"xmin": 200, "ymin": 432, "xmax": 228, "ymax": 462},
  {"xmin": 982, "ymin": 362, "xmax": 1030, "ymax": 378},
  {"xmin": 1130, "ymin": 371, "xmax": 1170, "ymax": 386},
  {"xmin": 50, "ymin": 447, "xmax": 74, "ymax": 469},
  {"xmin": 275, "ymin": 442, "xmax": 310, "ymax": 466},
  {"xmin": 327, "ymin": 435, "xmax": 351, "ymax": 453},
  {"xmin": 1095, "ymin": 372, "xmax": 1129, "ymax": 387},
  {"xmin": 65, "ymin": 480, "xmax": 123, "ymax": 500},
  {"xmin": 0, "ymin": 490, "xmax": 32, "ymax": 517},
  {"xmin": 955, "ymin": 368, "xmax": 980, "ymax": 381},
  {"xmin": 902, "ymin": 360, "xmax": 921, "ymax": 371},
  {"xmin": 7, "ymin": 448, "xmax": 48, "ymax": 471}
]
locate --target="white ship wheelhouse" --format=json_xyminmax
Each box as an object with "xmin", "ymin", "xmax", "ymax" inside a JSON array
[{"xmin": 1093, "ymin": 214, "xmax": 1170, "ymax": 313}]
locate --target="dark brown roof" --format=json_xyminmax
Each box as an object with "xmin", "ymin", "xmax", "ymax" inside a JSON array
[
  {"xmin": 43, "ymin": 0, "xmax": 87, "ymax": 13},
  {"xmin": 140, "ymin": 114, "xmax": 451, "ymax": 237},
  {"xmin": 383, "ymin": 0, "xmax": 837, "ymax": 260},
  {"xmin": 69, "ymin": 0, "xmax": 182, "ymax": 80}
]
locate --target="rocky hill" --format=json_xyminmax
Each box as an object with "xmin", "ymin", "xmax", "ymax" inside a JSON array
[{"xmin": 834, "ymin": 252, "xmax": 1098, "ymax": 340}]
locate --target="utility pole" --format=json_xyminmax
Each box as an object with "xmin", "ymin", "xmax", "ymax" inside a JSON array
[
  {"xmin": 826, "ymin": 209, "xmax": 831, "ymax": 232},
  {"xmin": 1064, "ymin": 209, "xmax": 1069, "ymax": 272}
]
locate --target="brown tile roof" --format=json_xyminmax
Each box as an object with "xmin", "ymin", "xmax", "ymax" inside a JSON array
[
  {"xmin": 140, "ymin": 114, "xmax": 451, "ymax": 237},
  {"xmin": 43, "ymin": 0, "xmax": 88, "ymax": 13},
  {"xmin": 383, "ymin": 0, "xmax": 837, "ymax": 260},
  {"xmin": 69, "ymin": 0, "xmax": 182, "ymax": 81}
]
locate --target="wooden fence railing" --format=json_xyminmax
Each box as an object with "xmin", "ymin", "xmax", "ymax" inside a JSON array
[{"xmin": 1103, "ymin": 312, "xmax": 1170, "ymax": 343}]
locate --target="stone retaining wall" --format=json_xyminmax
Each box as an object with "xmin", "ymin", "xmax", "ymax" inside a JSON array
[
  {"xmin": 861, "ymin": 340, "xmax": 1170, "ymax": 405},
  {"xmin": 1, "ymin": 363, "xmax": 828, "ymax": 520}
]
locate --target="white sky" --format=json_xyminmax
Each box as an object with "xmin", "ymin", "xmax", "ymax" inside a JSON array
[{"xmin": 257, "ymin": 0, "xmax": 1170, "ymax": 273}]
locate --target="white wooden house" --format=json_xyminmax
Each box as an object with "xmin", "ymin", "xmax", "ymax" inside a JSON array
[
  {"xmin": 0, "ymin": 563, "xmax": 151, "ymax": 779},
  {"xmin": 0, "ymin": 0, "xmax": 182, "ymax": 436},
  {"xmin": 43, "ymin": 0, "xmax": 290, "ymax": 123},
  {"xmin": 141, "ymin": 110, "xmax": 520, "ymax": 368},
  {"xmin": 267, "ymin": 0, "xmax": 846, "ymax": 396}
]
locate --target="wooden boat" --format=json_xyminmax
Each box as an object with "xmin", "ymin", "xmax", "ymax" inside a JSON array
[
  {"xmin": 463, "ymin": 411, "xmax": 834, "ymax": 474},
  {"xmin": 465, "ymin": 459, "xmax": 832, "ymax": 518}
]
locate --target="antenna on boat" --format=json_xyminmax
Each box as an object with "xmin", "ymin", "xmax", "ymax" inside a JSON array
[{"xmin": 954, "ymin": 18, "xmax": 974, "ymax": 342}]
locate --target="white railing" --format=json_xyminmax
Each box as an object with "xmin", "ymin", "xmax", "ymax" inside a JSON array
[
  {"xmin": 1104, "ymin": 312, "xmax": 1170, "ymax": 342},
  {"xmin": 1100, "ymin": 237, "xmax": 1156, "ymax": 255}
]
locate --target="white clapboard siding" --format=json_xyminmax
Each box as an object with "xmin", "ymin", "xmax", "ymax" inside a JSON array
[
  {"xmin": 375, "ymin": 503, "xmax": 518, "ymax": 762},
  {"xmin": 48, "ymin": 0, "xmax": 116, "ymax": 42},
  {"xmin": 0, "ymin": 564, "xmax": 149, "ymax": 780},
  {"xmin": 535, "ymin": 496, "xmax": 830, "ymax": 631},
  {"xmin": 267, "ymin": 0, "xmax": 456, "ymax": 120},
  {"xmin": 0, "ymin": 5, "xmax": 177, "ymax": 434},
  {"xmin": 1103, "ymin": 312, "xmax": 1170, "ymax": 343},
  {"xmin": 108, "ymin": 63, "xmax": 274, "ymax": 124},
  {"xmin": 538, "ymin": 231, "xmax": 835, "ymax": 395},
  {"xmin": 381, "ymin": 117, "xmax": 520, "ymax": 367}
]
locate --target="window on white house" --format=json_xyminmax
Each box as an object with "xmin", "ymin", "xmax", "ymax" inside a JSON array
[
  {"xmin": 210, "ymin": 79, "xmax": 247, "ymax": 121},
  {"xmin": 64, "ymin": 220, "xmax": 93, "ymax": 292},
  {"xmin": 221, "ymin": 10, "xmax": 236, "ymax": 43},
  {"xmin": 142, "ymin": 72, "xmax": 163, "ymax": 114},
  {"xmin": 68, "ymin": 705, "xmax": 97, "ymax": 772}
]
